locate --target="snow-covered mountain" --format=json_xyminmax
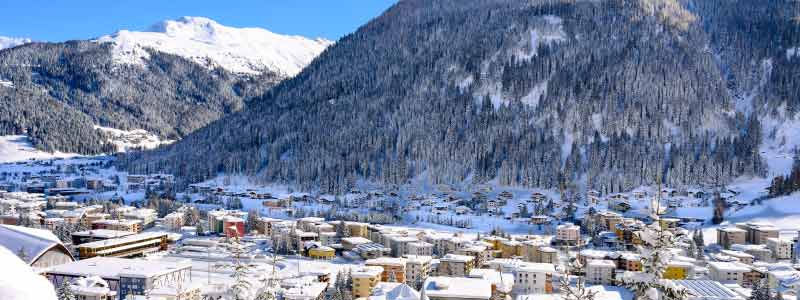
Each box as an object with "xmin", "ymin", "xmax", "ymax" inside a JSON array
[
  {"xmin": 0, "ymin": 36, "xmax": 32, "ymax": 50},
  {"xmin": 96, "ymin": 16, "xmax": 333, "ymax": 76}
]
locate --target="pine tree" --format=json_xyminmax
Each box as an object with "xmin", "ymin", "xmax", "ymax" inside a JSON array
[
  {"xmin": 618, "ymin": 222, "xmax": 689, "ymax": 300},
  {"xmin": 559, "ymin": 250, "xmax": 597, "ymax": 300},
  {"xmin": 748, "ymin": 279, "xmax": 771, "ymax": 300},
  {"xmin": 56, "ymin": 279, "xmax": 76, "ymax": 300}
]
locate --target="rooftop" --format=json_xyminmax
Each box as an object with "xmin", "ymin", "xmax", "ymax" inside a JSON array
[
  {"xmin": 423, "ymin": 277, "xmax": 492, "ymax": 300},
  {"xmin": 47, "ymin": 257, "xmax": 190, "ymax": 279},
  {"xmin": 672, "ymin": 280, "xmax": 742, "ymax": 300},
  {"xmin": 78, "ymin": 232, "xmax": 167, "ymax": 249}
]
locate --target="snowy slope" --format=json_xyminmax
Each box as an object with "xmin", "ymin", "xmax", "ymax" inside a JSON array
[
  {"xmin": 94, "ymin": 125, "xmax": 174, "ymax": 152},
  {"xmin": 0, "ymin": 135, "xmax": 78, "ymax": 163},
  {"xmin": 0, "ymin": 36, "xmax": 31, "ymax": 50},
  {"xmin": 95, "ymin": 16, "xmax": 333, "ymax": 76}
]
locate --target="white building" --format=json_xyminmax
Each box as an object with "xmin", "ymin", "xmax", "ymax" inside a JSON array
[
  {"xmin": 513, "ymin": 262, "xmax": 555, "ymax": 294},
  {"xmin": 586, "ymin": 260, "xmax": 616, "ymax": 285},
  {"xmin": 766, "ymin": 238, "xmax": 793, "ymax": 260},
  {"xmin": 707, "ymin": 261, "xmax": 750, "ymax": 285},
  {"xmin": 162, "ymin": 212, "xmax": 184, "ymax": 232}
]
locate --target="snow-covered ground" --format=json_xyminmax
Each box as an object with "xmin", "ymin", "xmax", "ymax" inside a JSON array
[
  {"xmin": 0, "ymin": 135, "xmax": 78, "ymax": 163},
  {"xmin": 0, "ymin": 79, "xmax": 13, "ymax": 88},
  {"xmin": 0, "ymin": 36, "xmax": 31, "ymax": 50},
  {"xmin": 0, "ymin": 246, "xmax": 57, "ymax": 300},
  {"xmin": 94, "ymin": 125, "xmax": 174, "ymax": 152},
  {"xmin": 96, "ymin": 16, "xmax": 332, "ymax": 76}
]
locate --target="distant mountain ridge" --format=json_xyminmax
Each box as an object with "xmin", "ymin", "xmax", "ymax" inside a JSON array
[
  {"xmin": 96, "ymin": 17, "xmax": 333, "ymax": 76},
  {"xmin": 0, "ymin": 17, "xmax": 330, "ymax": 154},
  {"xmin": 0, "ymin": 36, "xmax": 32, "ymax": 50}
]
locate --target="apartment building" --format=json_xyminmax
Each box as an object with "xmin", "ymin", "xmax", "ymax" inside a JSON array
[
  {"xmin": 351, "ymin": 266, "xmax": 384, "ymax": 299},
  {"xmin": 586, "ymin": 260, "xmax": 615, "ymax": 285},
  {"xmin": 366, "ymin": 257, "xmax": 408, "ymax": 283},
  {"xmin": 438, "ymin": 254, "xmax": 475, "ymax": 277},
  {"xmin": 405, "ymin": 255, "xmax": 433, "ymax": 286}
]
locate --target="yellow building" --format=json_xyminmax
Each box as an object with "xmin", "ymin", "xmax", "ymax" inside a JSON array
[
  {"xmin": 499, "ymin": 240, "xmax": 522, "ymax": 258},
  {"xmin": 663, "ymin": 262, "xmax": 694, "ymax": 280},
  {"xmin": 352, "ymin": 266, "xmax": 384, "ymax": 299},
  {"xmin": 308, "ymin": 246, "xmax": 335, "ymax": 260}
]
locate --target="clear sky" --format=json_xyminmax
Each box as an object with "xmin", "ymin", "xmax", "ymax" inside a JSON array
[{"xmin": 0, "ymin": 0, "xmax": 397, "ymax": 42}]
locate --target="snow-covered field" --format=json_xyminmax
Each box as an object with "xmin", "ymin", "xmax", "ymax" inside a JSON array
[
  {"xmin": 96, "ymin": 16, "xmax": 332, "ymax": 76},
  {"xmin": 0, "ymin": 135, "xmax": 78, "ymax": 163},
  {"xmin": 94, "ymin": 125, "xmax": 174, "ymax": 152}
]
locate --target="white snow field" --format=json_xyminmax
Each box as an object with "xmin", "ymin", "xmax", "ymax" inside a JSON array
[
  {"xmin": 94, "ymin": 125, "xmax": 174, "ymax": 152},
  {"xmin": 0, "ymin": 135, "xmax": 78, "ymax": 163},
  {"xmin": 96, "ymin": 16, "xmax": 333, "ymax": 76}
]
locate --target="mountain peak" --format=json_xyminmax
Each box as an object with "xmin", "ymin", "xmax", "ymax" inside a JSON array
[{"xmin": 97, "ymin": 17, "xmax": 333, "ymax": 76}]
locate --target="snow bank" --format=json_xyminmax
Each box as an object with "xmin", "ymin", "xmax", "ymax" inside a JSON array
[
  {"xmin": 0, "ymin": 246, "xmax": 57, "ymax": 300},
  {"xmin": 96, "ymin": 16, "xmax": 332, "ymax": 76},
  {"xmin": 788, "ymin": 47, "xmax": 798, "ymax": 60},
  {"xmin": 0, "ymin": 36, "xmax": 31, "ymax": 50},
  {"xmin": 0, "ymin": 135, "xmax": 78, "ymax": 163},
  {"xmin": 0, "ymin": 80, "xmax": 13, "ymax": 88},
  {"xmin": 94, "ymin": 125, "xmax": 174, "ymax": 152}
]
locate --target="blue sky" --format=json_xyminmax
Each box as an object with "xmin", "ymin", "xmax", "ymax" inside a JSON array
[{"xmin": 0, "ymin": 0, "xmax": 397, "ymax": 42}]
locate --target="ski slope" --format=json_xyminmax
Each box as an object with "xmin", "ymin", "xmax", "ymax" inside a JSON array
[{"xmin": 0, "ymin": 135, "xmax": 78, "ymax": 163}]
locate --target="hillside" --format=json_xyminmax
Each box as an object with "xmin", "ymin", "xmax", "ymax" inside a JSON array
[
  {"xmin": 123, "ymin": 0, "xmax": 799, "ymax": 193},
  {"xmin": 0, "ymin": 18, "xmax": 330, "ymax": 155}
]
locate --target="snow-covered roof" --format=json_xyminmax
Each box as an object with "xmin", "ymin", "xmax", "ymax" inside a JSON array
[
  {"xmin": 707, "ymin": 261, "xmax": 750, "ymax": 272},
  {"xmin": 0, "ymin": 224, "xmax": 73, "ymax": 265},
  {"xmin": 673, "ymin": 280, "xmax": 743, "ymax": 300},
  {"xmin": 587, "ymin": 259, "xmax": 616, "ymax": 268},
  {"xmin": 423, "ymin": 277, "xmax": 492, "ymax": 300},
  {"xmin": 367, "ymin": 256, "xmax": 407, "ymax": 266},
  {"xmin": 370, "ymin": 283, "xmax": 421, "ymax": 300},
  {"xmin": 0, "ymin": 246, "xmax": 57, "ymax": 300},
  {"xmin": 47, "ymin": 257, "xmax": 191, "ymax": 279}
]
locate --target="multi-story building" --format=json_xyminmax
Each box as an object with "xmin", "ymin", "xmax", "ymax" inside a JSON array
[
  {"xmin": 736, "ymin": 222, "xmax": 779, "ymax": 245},
  {"xmin": 513, "ymin": 262, "xmax": 555, "ymax": 294},
  {"xmin": 717, "ymin": 227, "xmax": 747, "ymax": 249},
  {"xmin": 161, "ymin": 212, "xmax": 184, "ymax": 232},
  {"xmin": 438, "ymin": 254, "xmax": 475, "ymax": 277},
  {"xmin": 405, "ymin": 255, "xmax": 432, "ymax": 286},
  {"xmin": 77, "ymin": 232, "xmax": 168, "ymax": 259},
  {"xmin": 766, "ymin": 238, "xmax": 793, "ymax": 260},
  {"xmin": 46, "ymin": 257, "xmax": 191, "ymax": 300},
  {"xmin": 351, "ymin": 266, "xmax": 384, "ymax": 299},
  {"xmin": 123, "ymin": 208, "xmax": 157, "ymax": 228},
  {"xmin": 92, "ymin": 219, "xmax": 143, "ymax": 233},
  {"xmin": 555, "ymin": 223, "xmax": 581, "ymax": 246},
  {"xmin": 719, "ymin": 250, "xmax": 754, "ymax": 264},
  {"xmin": 586, "ymin": 260, "xmax": 615, "ymax": 285},
  {"xmin": 366, "ymin": 257, "xmax": 408, "ymax": 283},
  {"xmin": 408, "ymin": 241, "xmax": 434, "ymax": 257},
  {"xmin": 71, "ymin": 229, "xmax": 135, "ymax": 245}
]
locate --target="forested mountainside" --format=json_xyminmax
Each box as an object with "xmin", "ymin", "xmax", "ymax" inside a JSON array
[
  {"xmin": 0, "ymin": 41, "xmax": 280, "ymax": 154},
  {"xmin": 123, "ymin": 0, "xmax": 800, "ymax": 194},
  {"xmin": 0, "ymin": 17, "xmax": 333, "ymax": 154}
]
